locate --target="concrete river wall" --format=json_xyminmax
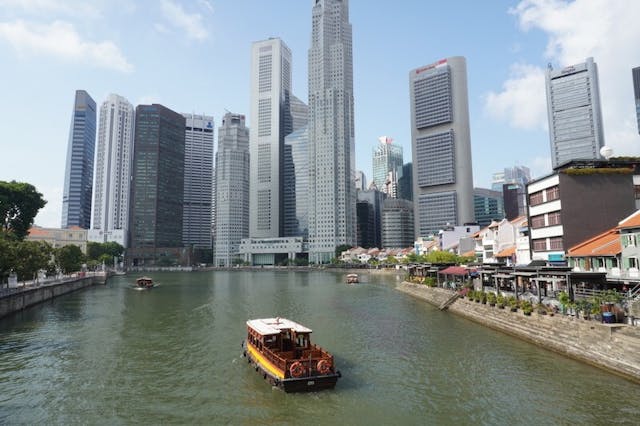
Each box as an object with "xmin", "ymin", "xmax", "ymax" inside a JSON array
[
  {"xmin": 397, "ymin": 282, "xmax": 640, "ymax": 384},
  {"xmin": 0, "ymin": 274, "xmax": 108, "ymax": 319}
]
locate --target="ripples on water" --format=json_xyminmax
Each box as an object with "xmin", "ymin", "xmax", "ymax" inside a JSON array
[{"xmin": 0, "ymin": 271, "xmax": 639, "ymax": 425}]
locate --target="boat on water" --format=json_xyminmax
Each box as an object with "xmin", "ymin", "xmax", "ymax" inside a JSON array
[
  {"xmin": 242, "ymin": 317, "xmax": 341, "ymax": 393},
  {"xmin": 135, "ymin": 276, "xmax": 155, "ymax": 289},
  {"xmin": 346, "ymin": 273, "xmax": 359, "ymax": 284}
]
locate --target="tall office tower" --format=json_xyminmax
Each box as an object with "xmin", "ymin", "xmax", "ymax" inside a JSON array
[
  {"xmin": 372, "ymin": 136, "xmax": 403, "ymax": 197},
  {"xmin": 61, "ymin": 90, "xmax": 96, "ymax": 229},
  {"xmin": 250, "ymin": 38, "xmax": 292, "ymax": 239},
  {"xmin": 473, "ymin": 188, "xmax": 505, "ymax": 228},
  {"xmin": 284, "ymin": 126, "xmax": 309, "ymax": 238},
  {"xmin": 381, "ymin": 198, "xmax": 415, "ymax": 249},
  {"xmin": 128, "ymin": 104, "xmax": 186, "ymax": 266},
  {"xmin": 546, "ymin": 57, "xmax": 605, "ymax": 169},
  {"xmin": 355, "ymin": 170, "xmax": 367, "ymax": 191},
  {"xmin": 214, "ymin": 113, "xmax": 250, "ymax": 267},
  {"xmin": 356, "ymin": 189, "xmax": 385, "ymax": 249},
  {"xmin": 398, "ymin": 162, "xmax": 413, "ymax": 201},
  {"xmin": 290, "ymin": 95, "xmax": 309, "ymax": 132},
  {"xmin": 308, "ymin": 0, "xmax": 356, "ymax": 263},
  {"xmin": 90, "ymin": 94, "xmax": 134, "ymax": 247},
  {"xmin": 182, "ymin": 113, "xmax": 214, "ymax": 251},
  {"xmin": 410, "ymin": 57, "xmax": 474, "ymax": 238},
  {"xmin": 491, "ymin": 165, "xmax": 531, "ymax": 191},
  {"xmin": 633, "ymin": 67, "xmax": 640, "ymax": 134}
]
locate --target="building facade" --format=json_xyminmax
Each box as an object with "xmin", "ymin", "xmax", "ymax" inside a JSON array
[
  {"xmin": 128, "ymin": 104, "xmax": 186, "ymax": 266},
  {"xmin": 89, "ymin": 94, "xmax": 134, "ymax": 247},
  {"xmin": 474, "ymin": 187, "xmax": 505, "ymax": 228},
  {"xmin": 213, "ymin": 113, "xmax": 250, "ymax": 267},
  {"xmin": 355, "ymin": 170, "xmax": 367, "ymax": 191},
  {"xmin": 381, "ymin": 198, "xmax": 414, "ymax": 249},
  {"xmin": 633, "ymin": 67, "xmax": 640, "ymax": 135},
  {"xmin": 356, "ymin": 189, "xmax": 385, "ymax": 249},
  {"xmin": 28, "ymin": 226, "xmax": 88, "ymax": 254},
  {"xmin": 398, "ymin": 162, "xmax": 413, "ymax": 201},
  {"xmin": 308, "ymin": 0, "xmax": 356, "ymax": 264},
  {"xmin": 410, "ymin": 57, "xmax": 474, "ymax": 238},
  {"xmin": 283, "ymin": 126, "xmax": 309, "ymax": 239},
  {"xmin": 545, "ymin": 57, "xmax": 605, "ymax": 169},
  {"xmin": 250, "ymin": 38, "xmax": 292, "ymax": 240},
  {"xmin": 372, "ymin": 136, "xmax": 403, "ymax": 197},
  {"xmin": 62, "ymin": 90, "xmax": 96, "ymax": 229},
  {"xmin": 182, "ymin": 113, "xmax": 214, "ymax": 251}
]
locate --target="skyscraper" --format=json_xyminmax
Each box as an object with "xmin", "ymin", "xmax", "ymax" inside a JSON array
[
  {"xmin": 128, "ymin": 104, "xmax": 186, "ymax": 266},
  {"xmin": 372, "ymin": 136, "xmax": 403, "ymax": 197},
  {"xmin": 473, "ymin": 188, "xmax": 505, "ymax": 228},
  {"xmin": 284, "ymin": 126, "xmax": 309, "ymax": 238},
  {"xmin": 382, "ymin": 198, "xmax": 415, "ymax": 249},
  {"xmin": 410, "ymin": 57, "xmax": 474, "ymax": 238},
  {"xmin": 182, "ymin": 113, "xmax": 214, "ymax": 251},
  {"xmin": 250, "ymin": 38, "xmax": 292, "ymax": 239},
  {"xmin": 355, "ymin": 170, "xmax": 367, "ymax": 191},
  {"xmin": 90, "ymin": 94, "xmax": 134, "ymax": 247},
  {"xmin": 61, "ymin": 90, "xmax": 96, "ymax": 229},
  {"xmin": 308, "ymin": 0, "xmax": 356, "ymax": 263},
  {"xmin": 290, "ymin": 95, "xmax": 309, "ymax": 133},
  {"xmin": 546, "ymin": 57, "xmax": 605, "ymax": 169},
  {"xmin": 214, "ymin": 113, "xmax": 250, "ymax": 267},
  {"xmin": 398, "ymin": 162, "xmax": 413, "ymax": 201},
  {"xmin": 633, "ymin": 67, "xmax": 640, "ymax": 134}
]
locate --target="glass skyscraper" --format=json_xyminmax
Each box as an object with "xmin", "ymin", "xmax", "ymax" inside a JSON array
[
  {"xmin": 61, "ymin": 90, "xmax": 96, "ymax": 229},
  {"xmin": 284, "ymin": 126, "xmax": 309, "ymax": 239},
  {"xmin": 372, "ymin": 136, "xmax": 403, "ymax": 197},
  {"xmin": 308, "ymin": 0, "xmax": 356, "ymax": 264},
  {"xmin": 545, "ymin": 57, "xmax": 605, "ymax": 169}
]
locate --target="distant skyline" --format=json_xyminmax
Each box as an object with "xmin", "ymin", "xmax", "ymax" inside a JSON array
[{"xmin": 1, "ymin": 0, "xmax": 639, "ymax": 228}]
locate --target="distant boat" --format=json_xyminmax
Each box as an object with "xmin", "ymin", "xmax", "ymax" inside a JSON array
[
  {"xmin": 135, "ymin": 276, "xmax": 155, "ymax": 289},
  {"xmin": 346, "ymin": 273, "xmax": 359, "ymax": 284},
  {"xmin": 242, "ymin": 317, "xmax": 341, "ymax": 392}
]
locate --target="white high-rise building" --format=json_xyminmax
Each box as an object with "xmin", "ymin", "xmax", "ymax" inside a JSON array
[
  {"xmin": 214, "ymin": 113, "xmax": 250, "ymax": 267},
  {"xmin": 249, "ymin": 38, "xmax": 293, "ymax": 239},
  {"xmin": 410, "ymin": 57, "xmax": 474, "ymax": 238},
  {"xmin": 182, "ymin": 113, "xmax": 214, "ymax": 250},
  {"xmin": 89, "ymin": 94, "xmax": 134, "ymax": 247},
  {"xmin": 546, "ymin": 57, "xmax": 605, "ymax": 169},
  {"xmin": 308, "ymin": 0, "xmax": 356, "ymax": 264}
]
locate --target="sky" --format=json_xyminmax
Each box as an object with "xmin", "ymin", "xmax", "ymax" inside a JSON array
[{"xmin": 1, "ymin": 0, "xmax": 639, "ymax": 229}]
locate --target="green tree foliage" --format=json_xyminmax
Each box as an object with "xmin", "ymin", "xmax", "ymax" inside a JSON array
[
  {"xmin": 335, "ymin": 244, "xmax": 352, "ymax": 259},
  {"xmin": 55, "ymin": 245, "xmax": 85, "ymax": 274},
  {"xmin": 86, "ymin": 241, "xmax": 124, "ymax": 262},
  {"xmin": 386, "ymin": 256, "xmax": 398, "ymax": 264},
  {"xmin": 13, "ymin": 240, "xmax": 52, "ymax": 281},
  {"xmin": 0, "ymin": 238, "xmax": 15, "ymax": 284},
  {"xmin": 424, "ymin": 250, "xmax": 458, "ymax": 264},
  {"xmin": 0, "ymin": 181, "xmax": 47, "ymax": 240}
]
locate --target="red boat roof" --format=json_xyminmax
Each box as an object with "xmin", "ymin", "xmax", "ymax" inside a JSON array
[{"xmin": 247, "ymin": 318, "xmax": 312, "ymax": 336}]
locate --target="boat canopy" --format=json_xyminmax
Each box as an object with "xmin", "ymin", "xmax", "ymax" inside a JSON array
[{"xmin": 247, "ymin": 318, "xmax": 312, "ymax": 336}]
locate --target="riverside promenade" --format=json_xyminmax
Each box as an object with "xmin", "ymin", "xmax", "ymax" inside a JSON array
[
  {"xmin": 0, "ymin": 272, "xmax": 109, "ymax": 319},
  {"xmin": 397, "ymin": 281, "xmax": 640, "ymax": 384}
]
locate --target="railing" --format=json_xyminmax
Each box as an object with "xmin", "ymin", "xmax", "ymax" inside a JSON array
[{"xmin": 628, "ymin": 283, "xmax": 640, "ymax": 301}]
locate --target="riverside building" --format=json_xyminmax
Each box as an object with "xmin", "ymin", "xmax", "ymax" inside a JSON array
[
  {"xmin": 409, "ymin": 57, "xmax": 474, "ymax": 238},
  {"xmin": 308, "ymin": 0, "xmax": 356, "ymax": 264},
  {"xmin": 128, "ymin": 104, "xmax": 186, "ymax": 266},
  {"xmin": 545, "ymin": 57, "xmax": 605, "ymax": 169},
  {"xmin": 182, "ymin": 113, "xmax": 214, "ymax": 253},
  {"xmin": 89, "ymin": 94, "xmax": 134, "ymax": 247},
  {"xmin": 61, "ymin": 90, "xmax": 96, "ymax": 230},
  {"xmin": 213, "ymin": 113, "xmax": 250, "ymax": 267}
]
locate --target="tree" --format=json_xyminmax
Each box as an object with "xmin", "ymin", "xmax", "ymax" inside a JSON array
[
  {"xmin": 335, "ymin": 244, "xmax": 352, "ymax": 259},
  {"xmin": 86, "ymin": 241, "xmax": 124, "ymax": 262},
  {"xmin": 55, "ymin": 245, "xmax": 85, "ymax": 274},
  {"xmin": 13, "ymin": 240, "xmax": 52, "ymax": 281},
  {"xmin": 0, "ymin": 237, "xmax": 15, "ymax": 284},
  {"xmin": 0, "ymin": 181, "xmax": 47, "ymax": 240},
  {"xmin": 424, "ymin": 250, "xmax": 458, "ymax": 264}
]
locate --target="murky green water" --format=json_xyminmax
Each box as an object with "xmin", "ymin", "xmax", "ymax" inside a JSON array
[{"xmin": 1, "ymin": 270, "xmax": 638, "ymax": 425}]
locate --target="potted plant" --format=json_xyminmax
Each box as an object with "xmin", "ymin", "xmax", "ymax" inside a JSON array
[
  {"xmin": 521, "ymin": 300, "xmax": 533, "ymax": 316},
  {"xmin": 480, "ymin": 291, "xmax": 487, "ymax": 304},
  {"xmin": 558, "ymin": 291, "xmax": 571, "ymax": 315},
  {"xmin": 496, "ymin": 294, "xmax": 505, "ymax": 309},
  {"xmin": 536, "ymin": 303, "xmax": 547, "ymax": 315},
  {"xmin": 487, "ymin": 292, "xmax": 497, "ymax": 307},
  {"xmin": 507, "ymin": 296, "xmax": 519, "ymax": 312}
]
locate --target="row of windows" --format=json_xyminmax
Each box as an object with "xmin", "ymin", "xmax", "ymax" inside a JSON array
[
  {"xmin": 529, "ymin": 186, "xmax": 559, "ymax": 206},
  {"xmin": 415, "ymin": 130, "xmax": 455, "ymax": 187}
]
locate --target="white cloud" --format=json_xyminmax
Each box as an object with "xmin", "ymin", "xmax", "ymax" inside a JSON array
[
  {"xmin": 487, "ymin": 0, "xmax": 640, "ymax": 156},
  {"xmin": 197, "ymin": 0, "xmax": 214, "ymax": 14},
  {"xmin": 33, "ymin": 184, "xmax": 63, "ymax": 228},
  {"xmin": 485, "ymin": 63, "xmax": 547, "ymax": 131},
  {"xmin": 0, "ymin": 20, "xmax": 134, "ymax": 73},
  {"xmin": 160, "ymin": 0, "xmax": 209, "ymax": 41}
]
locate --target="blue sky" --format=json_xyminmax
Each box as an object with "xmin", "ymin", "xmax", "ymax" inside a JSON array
[{"xmin": 1, "ymin": 0, "xmax": 639, "ymax": 228}]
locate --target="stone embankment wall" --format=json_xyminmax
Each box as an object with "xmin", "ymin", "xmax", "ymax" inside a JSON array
[
  {"xmin": 398, "ymin": 282, "xmax": 640, "ymax": 384},
  {"xmin": 0, "ymin": 275, "xmax": 106, "ymax": 319}
]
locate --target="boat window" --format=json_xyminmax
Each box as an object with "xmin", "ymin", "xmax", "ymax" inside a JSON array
[
  {"xmin": 265, "ymin": 335, "xmax": 277, "ymax": 348},
  {"xmin": 296, "ymin": 334, "xmax": 308, "ymax": 348}
]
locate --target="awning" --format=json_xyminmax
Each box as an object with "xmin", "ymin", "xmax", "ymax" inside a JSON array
[
  {"xmin": 438, "ymin": 266, "xmax": 473, "ymax": 276},
  {"xmin": 495, "ymin": 247, "xmax": 516, "ymax": 258}
]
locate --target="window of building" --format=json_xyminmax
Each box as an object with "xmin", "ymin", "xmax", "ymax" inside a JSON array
[
  {"xmin": 549, "ymin": 237, "xmax": 563, "ymax": 251},
  {"xmin": 529, "ymin": 191, "xmax": 543, "ymax": 206},
  {"xmin": 546, "ymin": 186, "xmax": 560, "ymax": 201},
  {"xmin": 547, "ymin": 211, "xmax": 561, "ymax": 226},
  {"xmin": 532, "ymin": 239, "xmax": 547, "ymax": 252},
  {"xmin": 530, "ymin": 215, "xmax": 545, "ymax": 229}
]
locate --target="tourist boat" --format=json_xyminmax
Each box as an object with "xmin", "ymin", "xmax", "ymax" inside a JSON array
[
  {"xmin": 346, "ymin": 273, "xmax": 359, "ymax": 284},
  {"xmin": 135, "ymin": 276, "xmax": 154, "ymax": 289},
  {"xmin": 242, "ymin": 318, "xmax": 341, "ymax": 392}
]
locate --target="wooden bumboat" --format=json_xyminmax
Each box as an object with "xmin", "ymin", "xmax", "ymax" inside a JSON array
[
  {"xmin": 346, "ymin": 273, "xmax": 359, "ymax": 284},
  {"xmin": 242, "ymin": 318, "xmax": 341, "ymax": 393},
  {"xmin": 135, "ymin": 276, "xmax": 154, "ymax": 289}
]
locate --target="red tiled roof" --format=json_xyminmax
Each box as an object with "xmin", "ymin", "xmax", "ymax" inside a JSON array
[
  {"xmin": 28, "ymin": 227, "xmax": 51, "ymax": 237},
  {"xmin": 461, "ymin": 250, "xmax": 475, "ymax": 258},
  {"xmin": 567, "ymin": 229, "xmax": 621, "ymax": 257},
  {"xmin": 495, "ymin": 246, "xmax": 516, "ymax": 258},
  {"xmin": 618, "ymin": 210, "xmax": 640, "ymax": 229},
  {"xmin": 438, "ymin": 266, "xmax": 473, "ymax": 276}
]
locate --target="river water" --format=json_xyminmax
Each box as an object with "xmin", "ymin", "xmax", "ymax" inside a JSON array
[{"xmin": 1, "ymin": 271, "xmax": 638, "ymax": 425}]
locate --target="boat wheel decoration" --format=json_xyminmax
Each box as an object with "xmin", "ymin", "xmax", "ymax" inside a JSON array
[
  {"xmin": 316, "ymin": 359, "xmax": 331, "ymax": 375},
  {"xmin": 289, "ymin": 361, "xmax": 306, "ymax": 378}
]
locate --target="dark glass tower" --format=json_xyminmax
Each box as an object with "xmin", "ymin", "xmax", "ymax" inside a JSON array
[
  {"xmin": 129, "ymin": 104, "xmax": 186, "ymax": 264},
  {"xmin": 61, "ymin": 90, "xmax": 96, "ymax": 229}
]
